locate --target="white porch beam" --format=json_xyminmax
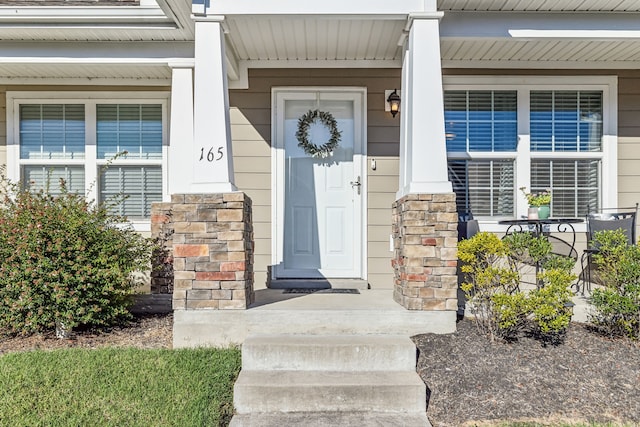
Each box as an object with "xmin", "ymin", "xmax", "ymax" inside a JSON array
[
  {"xmin": 0, "ymin": 6, "xmax": 172, "ymax": 24},
  {"xmin": 204, "ymin": 0, "xmax": 435, "ymax": 16},
  {"xmin": 440, "ymin": 11, "xmax": 640, "ymax": 39},
  {"xmin": 0, "ymin": 41, "xmax": 194, "ymax": 60},
  {"xmin": 224, "ymin": 41, "xmax": 240, "ymax": 82},
  {"xmin": 398, "ymin": 15, "xmax": 451, "ymax": 198},
  {"xmin": 191, "ymin": 18, "xmax": 237, "ymax": 193},
  {"xmin": 442, "ymin": 59, "xmax": 640, "ymax": 70}
]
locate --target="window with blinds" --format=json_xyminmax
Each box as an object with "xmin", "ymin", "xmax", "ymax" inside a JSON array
[
  {"xmin": 445, "ymin": 90, "xmax": 518, "ymax": 217},
  {"xmin": 17, "ymin": 100, "xmax": 164, "ymax": 221},
  {"xmin": 97, "ymin": 104, "xmax": 162, "ymax": 160},
  {"xmin": 531, "ymin": 91, "xmax": 602, "ymax": 152},
  {"xmin": 531, "ymin": 160, "xmax": 600, "ymax": 217},
  {"xmin": 449, "ymin": 160, "xmax": 515, "ymax": 217},
  {"xmin": 100, "ymin": 166, "xmax": 162, "ymax": 218},
  {"xmin": 19, "ymin": 104, "xmax": 85, "ymax": 160},
  {"xmin": 445, "ymin": 87, "xmax": 605, "ymax": 219},
  {"xmin": 23, "ymin": 166, "xmax": 85, "ymax": 195},
  {"xmin": 530, "ymin": 91, "xmax": 602, "ymax": 216},
  {"xmin": 445, "ymin": 91, "xmax": 517, "ymax": 152}
]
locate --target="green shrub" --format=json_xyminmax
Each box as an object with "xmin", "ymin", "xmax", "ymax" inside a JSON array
[
  {"xmin": 529, "ymin": 268, "xmax": 575, "ymax": 343},
  {"xmin": 503, "ymin": 231, "xmax": 552, "ymax": 267},
  {"xmin": 459, "ymin": 232, "xmax": 523, "ymax": 341},
  {"xmin": 491, "ymin": 291, "xmax": 531, "ymax": 339},
  {"xmin": 0, "ymin": 172, "xmax": 152, "ymax": 335},
  {"xmin": 459, "ymin": 231, "xmax": 576, "ymax": 343},
  {"xmin": 590, "ymin": 230, "xmax": 640, "ymax": 339}
]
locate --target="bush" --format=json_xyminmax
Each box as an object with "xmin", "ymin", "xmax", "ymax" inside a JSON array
[
  {"xmin": 458, "ymin": 232, "xmax": 522, "ymax": 341},
  {"xmin": 529, "ymin": 268, "xmax": 575, "ymax": 343},
  {"xmin": 0, "ymin": 172, "xmax": 152, "ymax": 336},
  {"xmin": 590, "ymin": 230, "xmax": 640, "ymax": 339},
  {"xmin": 459, "ymin": 231, "xmax": 576, "ymax": 343}
]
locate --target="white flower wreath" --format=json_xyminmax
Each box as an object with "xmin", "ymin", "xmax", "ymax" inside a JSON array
[{"xmin": 295, "ymin": 109, "xmax": 342, "ymax": 158}]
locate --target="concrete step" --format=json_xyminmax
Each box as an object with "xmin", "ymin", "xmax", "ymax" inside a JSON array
[
  {"xmin": 241, "ymin": 335, "xmax": 416, "ymax": 372},
  {"xmin": 229, "ymin": 411, "xmax": 431, "ymax": 427},
  {"xmin": 233, "ymin": 370, "xmax": 426, "ymax": 414}
]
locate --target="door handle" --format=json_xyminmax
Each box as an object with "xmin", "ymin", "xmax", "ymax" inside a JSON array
[{"xmin": 350, "ymin": 176, "xmax": 361, "ymax": 195}]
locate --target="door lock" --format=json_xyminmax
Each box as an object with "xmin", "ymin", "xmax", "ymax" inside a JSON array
[{"xmin": 350, "ymin": 176, "xmax": 362, "ymax": 195}]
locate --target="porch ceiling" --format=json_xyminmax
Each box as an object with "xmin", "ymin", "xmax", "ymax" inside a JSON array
[
  {"xmin": 223, "ymin": 16, "xmax": 406, "ymax": 63},
  {"xmin": 439, "ymin": 10, "xmax": 640, "ymax": 68},
  {"xmin": 225, "ymin": 9, "xmax": 640, "ymax": 76}
]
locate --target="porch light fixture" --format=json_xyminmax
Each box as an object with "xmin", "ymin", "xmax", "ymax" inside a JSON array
[{"xmin": 386, "ymin": 89, "xmax": 401, "ymax": 118}]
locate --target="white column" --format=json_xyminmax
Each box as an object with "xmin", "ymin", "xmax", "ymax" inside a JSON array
[
  {"xmin": 192, "ymin": 18, "xmax": 237, "ymax": 193},
  {"xmin": 397, "ymin": 15, "xmax": 452, "ymax": 198},
  {"xmin": 168, "ymin": 63, "xmax": 195, "ymax": 196}
]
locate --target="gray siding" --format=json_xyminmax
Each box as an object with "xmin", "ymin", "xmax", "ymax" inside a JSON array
[{"xmin": 229, "ymin": 68, "xmax": 401, "ymax": 289}]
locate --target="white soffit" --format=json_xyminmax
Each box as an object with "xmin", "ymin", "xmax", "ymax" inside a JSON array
[
  {"xmin": 0, "ymin": 0, "xmax": 194, "ymax": 41},
  {"xmin": 439, "ymin": 10, "xmax": 640, "ymax": 67},
  {"xmin": 438, "ymin": 0, "xmax": 640, "ymax": 12},
  {"xmin": 224, "ymin": 17, "xmax": 405, "ymax": 63}
]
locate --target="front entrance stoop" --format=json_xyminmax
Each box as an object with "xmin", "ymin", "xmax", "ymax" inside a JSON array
[{"xmin": 229, "ymin": 335, "xmax": 431, "ymax": 427}]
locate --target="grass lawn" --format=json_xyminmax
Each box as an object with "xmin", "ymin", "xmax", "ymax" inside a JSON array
[{"xmin": 0, "ymin": 347, "xmax": 241, "ymax": 427}]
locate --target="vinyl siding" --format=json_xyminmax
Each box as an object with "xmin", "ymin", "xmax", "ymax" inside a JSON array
[
  {"xmin": 617, "ymin": 74, "xmax": 640, "ymax": 217},
  {"xmin": 229, "ymin": 68, "xmax": 401, "ymax": 289}
]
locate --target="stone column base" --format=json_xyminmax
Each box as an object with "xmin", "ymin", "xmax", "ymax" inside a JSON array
[
  {"xmin": 152, "ymin": 193, "xmax": 254, "ymax": 310},
  {"xmin": 391, "ymin": 193, "xmax": 458, "ymax": 311}
]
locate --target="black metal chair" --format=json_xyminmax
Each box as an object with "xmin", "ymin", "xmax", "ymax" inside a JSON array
[
  {"xmin": 457, "ymin": 212, "xmax": 479, "ymax": 319},
  {"xmin": 457, "ymin": 212, "xmax": 479, "ymax": 241},
  {"xmin": 578, "ymin": 203, "xmax": 638, "ymax": 294}
]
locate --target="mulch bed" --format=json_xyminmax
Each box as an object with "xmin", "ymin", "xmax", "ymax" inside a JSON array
[
  {"xmin": 413, "ymin": 319, "xmax": 640, "ymax": 426},
  {"xmin": 0, "ymin": 313, "xmax": 172, "ymax": 355}
]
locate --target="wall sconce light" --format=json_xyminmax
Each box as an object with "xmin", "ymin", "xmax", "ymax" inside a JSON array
[{"xmin": 385, "ymin": 89, "xmax": 401, "ymax": 118}]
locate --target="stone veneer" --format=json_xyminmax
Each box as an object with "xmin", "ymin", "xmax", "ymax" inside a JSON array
[
  {"xmin": 151, "ymin": 193, "xmax": 254, "ymax": 310},
  {"xmin": 391, "ymin": 193, "xmax": 458, "ymax": 311}
]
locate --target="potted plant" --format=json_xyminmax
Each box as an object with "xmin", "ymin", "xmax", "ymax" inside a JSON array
[{"xmin": 520, "ymin": 187, "xmax": 551, "ymax": 219}]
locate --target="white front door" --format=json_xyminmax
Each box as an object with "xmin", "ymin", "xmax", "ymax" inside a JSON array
[{"xmin": 273, "ymin": 89, "xmax": 366, "ymax": 279}]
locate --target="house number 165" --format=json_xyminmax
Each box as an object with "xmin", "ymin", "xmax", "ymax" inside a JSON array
[{"xmin": 199, "ymin": 146, "xmax": 224, "ymax": 162}]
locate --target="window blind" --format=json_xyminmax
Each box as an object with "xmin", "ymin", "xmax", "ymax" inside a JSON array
[
  {"xmin": 22, "ymin": 166, "xmax": 85, "ymax": 195},
  {"xmin": 97, "ymin": 104, "xmax": 162, "ymax": 160},
  {"xmin": 448, "ymin": 160, "xmax": 515, "ymax": 217},
  {"xmin": 444, "ymin": 91, "xmax": 517, "ymax": 152},
  {"xmin": 19, "ymin": 104, "xmax": 85, "ymax": 160},
  {"xmin": 99, "ymin": 166, "xmax": 162, "ymax": 219},
  {"xmin": 531, "ymin": 159, "xmax": 600, "ymax": 217},
  {"xmin": 530, "ymin": 91, "xmax": 602, "ymax": 152}
]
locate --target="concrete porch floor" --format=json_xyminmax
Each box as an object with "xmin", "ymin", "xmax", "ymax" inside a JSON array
[{"xmin": 173, "ymin": 289, "xmax": 457, "ymax": 348}]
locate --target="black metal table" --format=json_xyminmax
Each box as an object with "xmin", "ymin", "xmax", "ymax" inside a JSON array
[
  {"xmin": 498, "ymin": 218, "xmax": 583, "ymax": 288},
  {"xmin": 498, "ymin": 218, "xmax": 583, "ymax": 247}
]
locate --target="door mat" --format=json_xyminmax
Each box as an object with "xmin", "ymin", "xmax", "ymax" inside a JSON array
[{"xmin": 282, "ymin": 288, "xmax": 360, "ymax": 294}]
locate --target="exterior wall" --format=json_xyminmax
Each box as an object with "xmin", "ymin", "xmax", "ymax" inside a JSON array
[
  {"xmin": 444, "ymin": 69, "xmax": 640, "ymax": 243},
  {"xmin": 617, "ymin": 73, "xmax": 640, "ymax": 211},
  {"xmin": 229, "ymin": 68, "xmax": 401, "ymax": 289}
]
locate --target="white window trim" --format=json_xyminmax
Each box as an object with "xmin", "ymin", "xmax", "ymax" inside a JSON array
[
  {"xmin": 6, "ymin": 91, "xmax": 170, "ymax": 232},
  {"xmin": 443, "ymin": 75, "xmax": 618, "ymax": 233}
]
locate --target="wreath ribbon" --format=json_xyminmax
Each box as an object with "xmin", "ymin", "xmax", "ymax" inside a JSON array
[{"xmin": 295, "ymin": 109, "xmax": 342, "ymax": 158}]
